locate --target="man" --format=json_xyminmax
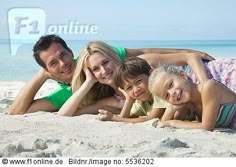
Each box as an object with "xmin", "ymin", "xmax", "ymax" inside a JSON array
[{"xmin": 8, "ymin": 34, "xmax": 214, "ymax": 115}]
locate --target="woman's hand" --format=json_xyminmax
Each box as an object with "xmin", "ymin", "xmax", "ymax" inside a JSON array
[{"xmin": 83, "ymin": 68, "xmax": 97, "ymax": 85}]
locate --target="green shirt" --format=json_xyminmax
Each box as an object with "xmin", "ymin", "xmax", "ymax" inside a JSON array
[{"xmin": 44, "ymin": 45, "xmax": 126, "ymax": 109}]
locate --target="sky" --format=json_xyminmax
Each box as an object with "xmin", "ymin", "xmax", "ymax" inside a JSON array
[{"xmin": 1, "ymin": 0, "xmax": 236, "ymax": 41}]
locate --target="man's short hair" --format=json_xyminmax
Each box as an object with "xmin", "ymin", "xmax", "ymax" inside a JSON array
[{"xmin": 33, "ymin": 34, "xmax": 73, "ymax": 68}]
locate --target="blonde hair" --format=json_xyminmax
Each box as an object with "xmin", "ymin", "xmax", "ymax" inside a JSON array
[
  {"xmin": 149, "ymin": 65, "xmax": 182, "ymax": 92},
  {"xmin": 72, "ymin": 41, "xmax": 121, "ymax": 107}
]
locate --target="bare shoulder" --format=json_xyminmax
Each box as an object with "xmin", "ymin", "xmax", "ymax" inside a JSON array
[
  {"xmin": 202, "ymin": 80, "xmax": 218, "ymax": 91},
  {"xmin": 201, "ymin": 80, "xmax": 220, "ymax": 99},
  {"xmin": 202, "ymin": 80, "xmax": 236, "ymax": 103},
  {"xmin": 203, "ymin": 80, "xmax": 233, "ymax": 93}
]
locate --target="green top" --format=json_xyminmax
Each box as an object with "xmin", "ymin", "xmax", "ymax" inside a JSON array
[
  {"xmin": 44, "ymin": 45, "xmax": 126, "ymax": 109},
  {"xmin": 130, "ymin": 95, "xmax": 169, "ymax": 116}
]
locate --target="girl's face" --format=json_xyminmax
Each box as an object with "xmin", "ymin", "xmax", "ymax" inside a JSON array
[
  {"xmin": 86, "ymin": 52, "xmax": 118, "ymax": 86},
  {"xmin": 152, "ymin": 72, "xmax": 191, "ymax": 105},
  {"xmin": 123, "ymin": 74, "xmax": 151, "ymax": 101}
]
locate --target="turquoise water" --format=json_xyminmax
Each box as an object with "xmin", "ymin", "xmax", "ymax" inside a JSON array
[{"xmin": 0, "ymin": 40, "xmax": 235, "ymax": 81}]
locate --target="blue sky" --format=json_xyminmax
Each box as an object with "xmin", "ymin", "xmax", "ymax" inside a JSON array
[{"xmin": 1, "ymin": 0, "xmax": 236, "ymax": 40}]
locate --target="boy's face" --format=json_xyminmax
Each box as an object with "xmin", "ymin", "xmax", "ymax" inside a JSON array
[{"xmin": 122, "ymin": 74, "xmax": 151, "ymax": 101}]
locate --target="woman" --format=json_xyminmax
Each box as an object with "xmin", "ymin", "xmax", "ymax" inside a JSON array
[{"xmin": 58, "ymin": 41, "xmax": 210, "ymax": 116}]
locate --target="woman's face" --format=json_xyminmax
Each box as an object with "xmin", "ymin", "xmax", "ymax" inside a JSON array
[
  {"xmin": 86, "ymin": 52, "xmax": 118, "ymax": 86},
  {"xmin": 152, "ymin": 72, "xmax": 192, "ymax": 105}
]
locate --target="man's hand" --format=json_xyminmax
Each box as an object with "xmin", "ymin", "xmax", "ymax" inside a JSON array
[
  {"xmin": 198, "ymin": 52, "xmax": 215, "ymax": 61},
  {"xmin": 39, "ymin": 68, "xmax": 65, "ymax": 83}
]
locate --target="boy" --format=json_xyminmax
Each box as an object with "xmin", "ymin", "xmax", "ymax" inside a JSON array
[{"xmin": 98, "ymin": 57, "xmax": 168, "ymax": 123}]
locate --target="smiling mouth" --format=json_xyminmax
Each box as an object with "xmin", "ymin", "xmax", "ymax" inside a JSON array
[
  {"xmin": 103, "ymin": 72, "xmax": 112, "ymax": 79},
  {"xmin": 61, "ymin": 65, "xmax": 71, "ymax": 73},
  {"xmin": 177, "ymin": 89, "xmax": 182, "ymax": 101},
  {"xmin": 136, "ymin": 91, "xmax": 145, "ymax": 98}
]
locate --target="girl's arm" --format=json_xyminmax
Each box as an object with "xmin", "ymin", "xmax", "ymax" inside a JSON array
[
  {"xmin": 139, "ymin": 53, "xmax": 208, "ymax": 83},
  {"xmin": 161, "ymin": 105, "xmax": 177, "ymax": 121},
  {"xmin": 161, "ymin": 104, "xmax": 194, "ymax": 121},
  {"xmin": 156, "ymin": 81, "xmax": 221, "ymax": 131}
]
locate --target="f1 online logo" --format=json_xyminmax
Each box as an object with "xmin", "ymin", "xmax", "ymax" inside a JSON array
[
  {"xmin": 8, "ymin": 8, "xmax": 46, "ymax": 56},
  {"xmin": 8, "ymin": 8, "xmax": 98, "ymax": 56}
]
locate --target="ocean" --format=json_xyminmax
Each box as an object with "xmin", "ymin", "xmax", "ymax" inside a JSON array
[{"xmin": 0, "ymin": 39, "xmax": 235, "ymax": 81}]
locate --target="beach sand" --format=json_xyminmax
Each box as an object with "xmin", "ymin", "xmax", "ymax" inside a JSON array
[{"xmin": 0, "ymin": 81, "xmax": 236, "ymax": 157}]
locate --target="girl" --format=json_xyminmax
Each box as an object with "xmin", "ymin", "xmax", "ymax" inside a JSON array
[{"xmin": 149, "ymin": 65, "xmax": 236, "ymax": 131}]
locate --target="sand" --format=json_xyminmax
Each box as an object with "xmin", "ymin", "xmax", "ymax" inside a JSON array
[{"xmin": 0, "ymin": 81, "xmax": 236, "ymax": 157}]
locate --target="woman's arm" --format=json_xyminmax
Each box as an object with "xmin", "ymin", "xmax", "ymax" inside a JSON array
[
  {"xmin": 139, "ymin": 53, "xmax": 208, "ymax": 83},
  {"xmin": 58, "ymin": 69, "xmax": 97, "ymax": 116},
  {"xmin": 57, "ymin": 79, "xmax": 95, "ymax": 116}
]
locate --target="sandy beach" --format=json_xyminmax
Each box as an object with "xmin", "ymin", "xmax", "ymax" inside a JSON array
[{"xmin": 0, "ymin": 81, "xmax": 236, "ymax": 157}]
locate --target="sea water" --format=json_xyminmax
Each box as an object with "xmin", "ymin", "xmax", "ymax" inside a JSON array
[{"xmin": 0, "ymin": 39, "xmax": 235, "ymax": 81}]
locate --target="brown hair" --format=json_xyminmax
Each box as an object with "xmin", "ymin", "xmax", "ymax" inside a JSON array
[{"xmin": 113, "ymin": 57, "xmax": 151, "ymax": 89}]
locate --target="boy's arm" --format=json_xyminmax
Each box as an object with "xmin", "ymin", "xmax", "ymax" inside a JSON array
[
  {"xmin": 119, "ymin": 98, "xmax": 135, "ymax": 118},
  {"xmin": 98, "ymin": 108, "xmax": 165, "ymax": 123},
  {"xmin": 117, "ymin": 88, "xmax": 135, "ymax": 118},
  {"xmin": 8, "ymin": 68, "xmax": 57, "ymax": 115},
  {"xmin": 125, "ymin": 48, "xmax": 215, "ymax": 61}
]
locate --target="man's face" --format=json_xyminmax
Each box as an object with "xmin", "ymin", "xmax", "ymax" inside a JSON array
[{"xmin": 40, "ymin": 43, "xmax": 76, "ymax": 84}]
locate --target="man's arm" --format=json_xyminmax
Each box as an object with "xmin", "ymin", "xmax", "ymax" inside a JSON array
[
  {"xmin": 139, "ymin": 53, "xmax": 208, "ymax": 83},
  {"xmin": 125, "ymin": 48, "xmax": 215, "ymax": 61},
  {"xmin": 8, "ymin": 69, "xmax": 57, "ymax": 115}
]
